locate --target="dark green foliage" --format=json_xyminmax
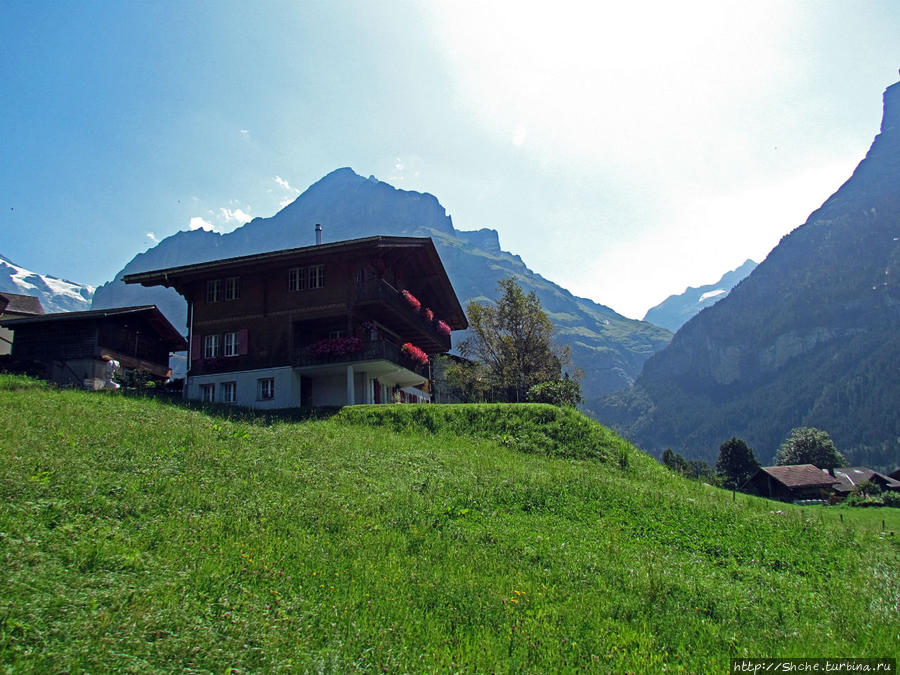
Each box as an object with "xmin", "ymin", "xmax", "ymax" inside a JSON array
[
  {"xmin": 526, "ymin": 375, "xmax": 583, "ymax": 407},
  {"xmin": 882, "ymin": 491, "xmax": 900, "ymax": 507},
  {"xmin": 775, "ymin": 427, "xmax": 845, "ymax": 469},
  {"xmin": 458, "ymin": 278, "xmax": 570, "ymax": 403},
  {"xmin": 662, "ymin": 448, "xmax": 717, "ymax": 482},
  {"xmin": 662, "ymin": 447, "xmax": 690, "ymax": 475},
  {"xmin": 716, "ymin": 437, "xmax": 761, "ymax": 490}
]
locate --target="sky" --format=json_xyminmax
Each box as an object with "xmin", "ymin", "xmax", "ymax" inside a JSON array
[{"xmin": 2, "ymin": 1, "xmax": 900, "ymax": 320}]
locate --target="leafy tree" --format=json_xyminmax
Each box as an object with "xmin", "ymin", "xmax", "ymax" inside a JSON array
[
  {"xmin": 774, "ymin": 427, "xmax": 845, "ymax": 469},
  {"xmin": 458, "ymin": 278, "xmax": 572, "ymax": 402},
  {"xmin": 662, "ymin": 448, "xmax": 690, "ymax": 476},
  {"xmin": 527, "ymin": 374, "xmax": 583, "ymax": 407},
  {"xmin": 715, "ymin": 437, "xmax": 760, "ymax": 490}
]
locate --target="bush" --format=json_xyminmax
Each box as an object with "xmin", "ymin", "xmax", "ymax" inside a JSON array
[
  {"xmin": 526, "ymin": 377, "xmax": 582, "ymax": 407},
  {"xmin": 881, "ymin": 491, "xmax": 900, "ymax": 508}
]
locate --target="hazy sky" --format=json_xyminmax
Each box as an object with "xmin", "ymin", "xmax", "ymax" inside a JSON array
[{"xmin": 3, "ymin": 1, "xmax": 899, "ymax": 319}]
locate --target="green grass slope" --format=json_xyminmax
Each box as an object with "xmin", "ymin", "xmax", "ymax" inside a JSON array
[{"xmin": 1, "ymin": 375, "xmax": 897, "ymax": 672}]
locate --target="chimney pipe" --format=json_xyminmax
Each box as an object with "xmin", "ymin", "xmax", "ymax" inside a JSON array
[{"xmin": 315, "ymin": 223, "xmax": 323, "ymax": 245}]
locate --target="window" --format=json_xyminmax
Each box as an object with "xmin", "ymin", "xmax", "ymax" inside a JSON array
[
  {"xmin": 258, "ymin": 378, "xmax": 275, "ymax": 400},
  {"xmin": 309, "ymin": 264, "xmax": 325, "ymax": 289},
  {"xmin": 200, "ymin": 383, "xmax": 215, "ymax": 402},
  {"xmin": 207, "ymin": 279, "xmax": 223, "ymax": 303},
  {"xmin": 225, "ymin": 276, "xmax": 240, "ymax": 301},
  {"xmin": 222, "ymin": 381, "xmax": 237, "ymax": 403},
  {"xmin": 223, "ymin": 331, "xmax": 238, "ymax": 357},
  {"xmin": 288, "ymin": 267, "xmax": 306, "ymax": 291},
  {"xmin": 203, "ymin": 334, "xmax": 219, "ymax": 359},
  {"xmin": 328, "ymin": 330, "xmax": 345, "ymax": 339}
]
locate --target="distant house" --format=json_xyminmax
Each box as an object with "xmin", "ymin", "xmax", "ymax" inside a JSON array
[
  {"xmin": 0, "ymin": 292, "xmax": 45, "ymax": 356},
  {"xmin": 123, "ymin": 233, "xmax": 467, "ymax": 409},
  {"xmin": 828, "ymin": 467, "xmax": 900, "ymax": 497},
  {"xmin": 743, "ymin": 464, "xmax": 840, "ymax": 503},
  {"xmin": 0, "ymin": 305, "xmax": 187, "ymax": 389}
]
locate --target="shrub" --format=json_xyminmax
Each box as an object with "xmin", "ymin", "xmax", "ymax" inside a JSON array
[
  {"xmin": 526, "ymin": 378, "xmax": 582, "ymax": 407},
  {"xmin": 882, "ymin": 491, "xmax": 900, "ymax": 508}
]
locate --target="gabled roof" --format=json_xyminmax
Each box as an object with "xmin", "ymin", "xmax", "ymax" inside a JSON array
[
  {"xmin": 756, "ymin": 464, "xmax": 839, "ymax": 488},
  {"xmin": 831, "ymin": 467, "xmax": 900, "ymax": 493},
  {"xmin": 122, "ymin": 235, "xmax": 468, "ymax": 329},
  {"xmin": 0, "ymin": 292, "xmax": 45, "ymax": 316},
  {"xmin": 891, "ymin": 468, "xmax": 900, "ymax": 481},
  {"xmin": 0, "ymin": 305, "xmax": 187, "ymax": 350}
]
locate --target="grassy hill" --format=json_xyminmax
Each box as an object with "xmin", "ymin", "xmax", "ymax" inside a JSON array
[{"xmin": 1, "ymin": 375, "xmax": 897, "ymax": 672}]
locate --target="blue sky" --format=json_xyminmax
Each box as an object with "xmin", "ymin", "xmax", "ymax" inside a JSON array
[{"xmin": 3, "ymin": 1, "xmax": 899, "ymax": 319}]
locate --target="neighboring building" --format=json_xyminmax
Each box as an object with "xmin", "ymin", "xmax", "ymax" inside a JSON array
[
  {"xmin": 0, "ymin": 305, "xmax": 187, "ymax": 389},
  {"xmin": 123, "ymin": 234, "xmax": 467, "ymax": 409},
  {"xmin": 890, "ymin": 468, "xmax": 900, "ymax": 482},
  {"xmin": 743, "ymin": 464, "xmax": 840, "ymax": 503},
  {"xmin": 0, "ymin": 292, "xmax": 45, "ymax": 356},
  {"xmin": 828, "ymin": 467, "xmax": 900, "ymax": 497}
]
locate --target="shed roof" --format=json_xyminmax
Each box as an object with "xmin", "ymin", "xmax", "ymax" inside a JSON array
[
  {"xmin": 0, "ymin": 292, "xmax": 45, "ymax": 316},
  {"xmin": 0, "ymin": 305, "xmax": 187, "ymax": 350},
  {"xmin": 757, "ymin": 464, "xmax": 839, "ymax": 488}
]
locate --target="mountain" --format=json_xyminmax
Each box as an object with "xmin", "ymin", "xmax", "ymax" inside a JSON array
[
  {"xmin": 642, "ymin": 259, "xmax": 757, "ymax": 332},
  {"xmin": 596, "ymin": 80, "xmax": 900, "ymax": 472},
  {"xmin": 93, "ymin": 169, "xmax": 671, "ymax": 399},
  {"xmin": 0, "ymin": 254, "xmax": 94, "ymax": 313}
]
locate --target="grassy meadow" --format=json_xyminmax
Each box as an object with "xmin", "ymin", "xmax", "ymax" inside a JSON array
[{"xmin": 0, "ymin": 374, "xmax": 898, "ymax": 672}]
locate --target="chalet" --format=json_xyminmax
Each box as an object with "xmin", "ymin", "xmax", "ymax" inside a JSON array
[
  {"xmin": 828, "ymin": 467, "xmax": 900, "ymax": 497},
  {"xmin": 123, "ymin": 233, "xmax": 468, "ymax": 409},
  {"xmin": 0, "ymin": 305, "xmax": 187, "ymax": 389},
  {"xmin": 743, "ymin": 464, "xmax": 840, "ymax": 503},
  {"xmin": 0, "ymin": 292, "xmax": 45, "ymax": 356}
]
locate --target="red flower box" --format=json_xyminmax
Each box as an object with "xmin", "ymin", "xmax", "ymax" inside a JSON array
[
  {"xmin": 436, "ymin": 320, "xmax": 451, "ymax": 337},
  {"xmin": 423, "ymin": 307, "xmax": 434, "ymax": 322},
  {"xmin": 402, "ymin": 290, "xmax": 421, "ymax": 311},
  {"xmin": 401, "ymin": 342, "xmax": 429, "ymax": 366}
]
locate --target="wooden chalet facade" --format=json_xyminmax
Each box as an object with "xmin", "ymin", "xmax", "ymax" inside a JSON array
[
  {"xmin": 0, "ymin": 305, "xmax": 187, "ymax": 389},
  {"xmin": 123, "ymin": 235, "xmax": 468, "ymax": 409}
]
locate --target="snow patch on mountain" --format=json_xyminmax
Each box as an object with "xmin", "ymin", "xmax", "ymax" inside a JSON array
[
  {"xmin": 698, "ymin": 289, "xmax": 727, "ymax": 303},
  {"xmin": 0, "ymin": 255, "xmax": 94, "ymax": 313}
]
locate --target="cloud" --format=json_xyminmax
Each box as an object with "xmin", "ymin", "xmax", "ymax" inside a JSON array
[
  {"xmin": 512, "ymin": 124, "xmax": 527, "ymax": 147},
  {"xmin": 275, "ymin": 175, "xmax": 299, "ymax": 193},
  {"xmin": 219, "ymin": 208, "xmax": 251, "ymax": 224},
  {"xmin": 189, "ymin": 217, "xmax": 215, "ymax": 232},
  {"xmin": 146, "ymin": 232, "xmax": 159, "ymax": 243}
]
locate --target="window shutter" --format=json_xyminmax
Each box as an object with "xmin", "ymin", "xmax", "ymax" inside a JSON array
[
  {"xmin": 238, "ymin": 328, "xmax": 249, "ymax": 356},
  {"xmin": 191, "ymin": 334, "xmax": 201, "ymax": 361}
]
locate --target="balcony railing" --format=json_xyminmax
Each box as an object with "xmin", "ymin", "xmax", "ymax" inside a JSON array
[
  {"xmin": 294, "ymin": 338, "xmax": 430, "ymax": 378},
  {"xmin": 353, "ymin": 280, "xmax": 451, "ymax": 352}
]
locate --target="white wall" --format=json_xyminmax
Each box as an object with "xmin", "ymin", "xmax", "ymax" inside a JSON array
[{"xmin": 187, "ymin": 366, "xmax": 301, "ymax": 409}]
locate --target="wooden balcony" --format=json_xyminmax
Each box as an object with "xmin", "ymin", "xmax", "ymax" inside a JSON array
[
  {"xmin": 352, "ymin": 280, "xmax": 451, "ymax": 353},
  {"xmin": 293, "ymin": 338, "xmax": 430, "ymax": 379}
]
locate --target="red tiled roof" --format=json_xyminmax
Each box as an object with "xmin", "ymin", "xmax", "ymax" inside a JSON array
[{"xmin": 759, "ymin": 464, "xmax": 839, "ymax": 488}]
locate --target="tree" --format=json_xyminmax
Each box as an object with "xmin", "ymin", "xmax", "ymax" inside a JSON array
[
  {"xmin": 458, "ymin": 278, "xmax": 572, "ymax": 402},
  {"xmin": 774, "ymin": 427, "xmax": 845, "ymax": 469},
  {"xmin": 715, "ymin": 437, "xmax": 760, "ymax": 490},
  {"xmin": 661, "ymin": 448, "xmax": 690, "ymax": 476}
]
